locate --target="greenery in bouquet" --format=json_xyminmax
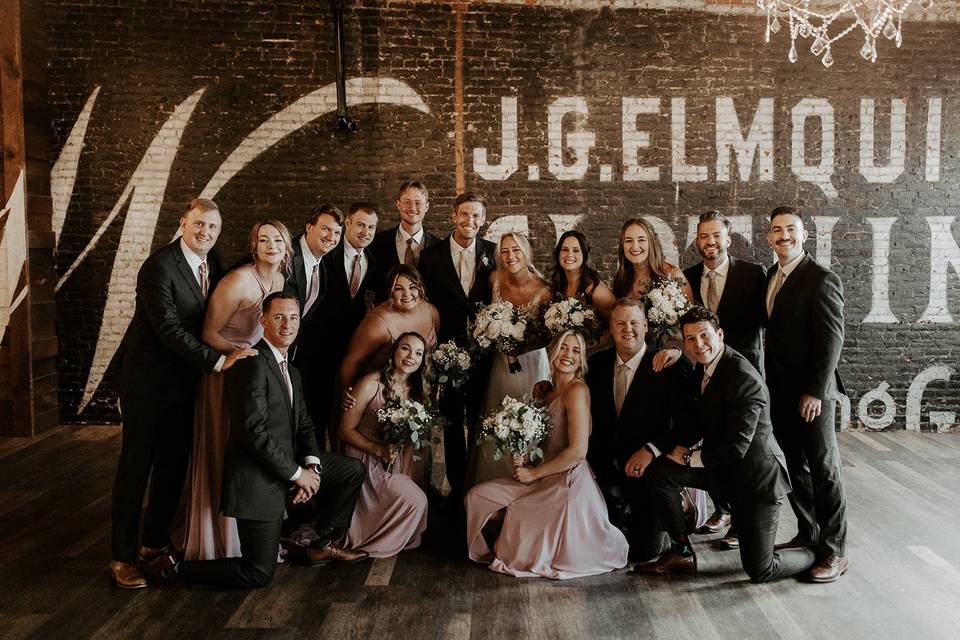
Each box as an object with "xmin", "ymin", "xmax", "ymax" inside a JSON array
[
  {"xmin": 643, "ymin": 277, "xmax": 692, "ymax": 347},
  {"xmin": 429, "ymin": 340, "xmax": 472, "ymax": 391},
  {"xmin": 477, "ymin": 395, "xmax": 552, "ymax": 463},
  {"xmin": 471, "ymin": 301, "xmax": 531, "ymax": 372},
  {"xmin": 376, "ymin": 397, "xmax": 445, "ymax": 471},
  {"xmin": 543, "ymin": 297, "xmax": 601, "ymax": 342}
]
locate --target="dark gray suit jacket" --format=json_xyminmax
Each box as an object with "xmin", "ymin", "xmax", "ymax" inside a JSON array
[{"xmin": 369, "ymin": 224, "xmax": 441, "ymax": 302}]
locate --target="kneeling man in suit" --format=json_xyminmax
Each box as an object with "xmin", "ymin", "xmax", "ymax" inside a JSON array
[
  {"xmin": 171, "ymin": 292, "xmax": 368, "ymax": 589},
  {"xmin": 634, "ymin": 306, "xmax": 816, "ymax": 582}
]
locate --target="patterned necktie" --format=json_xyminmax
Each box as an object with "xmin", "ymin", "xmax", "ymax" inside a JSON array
[
  {"xmin": 198, "ymin": 261, "xmax": 209, "ymax": 299},
  {"xmin": 458, "ymin": 248, "xmax": 471, "ymax": 295},
  {"xmin": 614, "ymin": 363, "xmax": 629, "ymax": 417},
  {"xmin": 304, "ymin": 261, "xmax": 320, "ymax": 314},
  {"xmin": 705, "ymin": 270, "xmax": 719, "ymax": 312},
  {"xmin": 766, "ymin": 269, "xmax": 786, "ymax": 317},
  {"xmin": 349, "ymin": 253, "xmax": 362, "ymax": 298},
  {"xmin": 279, "ymin": 359, "xmax": 293, "ymax": 405},
  {"xmin": 404, "ymin": 237, "xmax": 417, "ymax": 267}
]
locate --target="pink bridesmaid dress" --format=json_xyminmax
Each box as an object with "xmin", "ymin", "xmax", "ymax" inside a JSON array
[
  {"xmin": 183, "ymin": 278, "xmax": 268, "ymax": 560},
  {"xmin": 465, "ymin": 381, "xmax": 629, "ymax": 579},
  {"xmin": 344, "ymin": 384, "xmax": 428, "ymax": 558}
]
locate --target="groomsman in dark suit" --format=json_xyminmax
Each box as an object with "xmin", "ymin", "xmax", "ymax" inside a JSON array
[
  {"xmin": 683, "ymin": 210, "xmax": 767, "ymax": 542},
  {"xmin": 634, "ymin": 306, "xmax": 816, "ymax": 582},
  {"xmin": 764, "ymin": 205, "xmax": 848, "ymax": 583},
  {"xmin": 110, "ymin": 199, "xmax": 256, "ymax": 589},
  {"xmin": 171, "ymin": 292, "xmax": 367, "ymax": 589},
  {"xmin": 585, "ymin": 298, "xmax": 697, "ymax": 562},
  {"xmin": 295, "ymin": 203, "xmax": 378, "ymax": 449},
  {"xmin": 369, "ymin": 180, "xmax": 440, "ymax": 301},
  {"xmin": 418, "ymin": 192, "xmax": 496, "ymax": 505}
]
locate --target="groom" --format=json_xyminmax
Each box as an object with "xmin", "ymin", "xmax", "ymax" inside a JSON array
[{"xmin": 418, "ymin": 192, "xmax": 497, "ymax": 507}]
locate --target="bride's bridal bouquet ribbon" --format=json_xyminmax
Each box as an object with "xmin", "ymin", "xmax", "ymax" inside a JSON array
[
  {"xmin": 376, "ymin": 397, "xmax": 443, "ymax": 473},
  {"xmin": 543, "ymin": 298, "xmax": 601, "ymax": 341},
  {"xmin": 471, "ymin": 301, "xmax": 529, "ymax": 373},
  {"xmin": 429, "ymin": 340, "xmax": 472, "ymax": 400},
  {"xmin": 477, "ymin": 395, "xmax": 551, "ymax": 464},
  {"xmin": 644, "ymin": 277, "xmax": 692, "ymax": 347}
]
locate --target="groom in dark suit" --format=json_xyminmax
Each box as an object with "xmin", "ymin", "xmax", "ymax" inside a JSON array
[
  {"xmin": 585, "ymin": 298, "xmax": 697, "ymax": 561},
  {"xmin": 635, "ymin": 306, "xmax": 816, "ymax": 582},
  {"xmin": 172, "ymin": 292, "xmax": 367, "ymax": 589},
  {"xmin": 418, "ymin": 192, "xmax": 496, "ymax": 505},
  {"xmin": 369, "ymin": 180, "xmax": 440, "ymax": 302},
  {"xmin": 110, "ymin": 199, "xmax": 256, "ymax": 589},
  {"xmin": 683, "ymin": 210, "xmax": 767, "ymax": 541},
  {"xmin": 764, "ymin": 205, "xmax": 847, "ymax": 582},
  {"xmin": 285, "ymin": 203, "xmax": 343, "ymax": 318}
]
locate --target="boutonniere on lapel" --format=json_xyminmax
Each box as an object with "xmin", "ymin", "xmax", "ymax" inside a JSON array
[{"xmin": 480, "ymin": 254, "xmax": 493, "ymax": 270}]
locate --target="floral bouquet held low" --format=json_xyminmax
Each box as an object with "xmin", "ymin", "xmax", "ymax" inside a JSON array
[
  {"xmin": 477, "ymin": 395, "xmax": 551, "ymax": 465},
  {"xmin": 429, "ymin": 340, "xmax": 472, "ymax": 402},
  {"xmin": 543, "ymin": 298, "xmax": 601, "ymax": 342},
  {"xmin": 376, "ymin": 397, "xmax": 444, "ymax": 473},
  {"xmin": 472, "ymin": 301, "xmax": 529, "ymax": 373},
  {"xmin": 644, "ymin": 278, "xmax": 693, "ymax": 347}
]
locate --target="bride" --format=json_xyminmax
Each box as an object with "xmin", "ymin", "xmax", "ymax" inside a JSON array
[{"xmin": 467, "ymin": 232, "xmax": 552, "ymax": 487}]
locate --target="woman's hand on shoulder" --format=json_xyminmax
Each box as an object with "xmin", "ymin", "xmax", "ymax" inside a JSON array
[{"xmin": 533, "ymin": 380, "xmax": 553, "ymax": 401}]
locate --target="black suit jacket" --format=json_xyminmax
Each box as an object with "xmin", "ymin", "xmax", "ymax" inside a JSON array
[
  {"xmin": 764, "ymin": 253, "xmax": 845, "ymax": 404},
  {"xmin": 585, "ymin": 347, "xmax": 697, "ymax": 486},
  {"xmin": 222, "ymin": 339, "xmax": 321, "ymax": 521},
  {"xmin": 369, "ymin": 225, "xmax": 441, "ymax": 302},
  {"xmin": 684, "ymin": 256, "xmax": 767, "ymax": 375},
  {"xmin": 695, "ymin": 346, "xmax": 791, "ymax": 503},
  {"xmin": 418, "ymin": 235, "xmax": 497, "ymax": 344},
  {"xmin": 116, "ymin": 240, "xmax": 223, "ymax": 400},
  {"xmin": 284, "ymin": 234, "xmax": 328, "ymax": 322}
]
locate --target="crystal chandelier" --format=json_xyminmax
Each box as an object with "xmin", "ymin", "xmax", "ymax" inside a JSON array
[{"xmin": 759, "ymin": 0, "xmax": 933, "ymax": 67}]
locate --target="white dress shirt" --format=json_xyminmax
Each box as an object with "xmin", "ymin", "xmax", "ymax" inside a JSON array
[
  {"xmin": 395, "ymin": 226, "xmax": 425, "ymax": 263},
  {"xmin": 179, "ymin": 238, "xmax": 224, "ymax": 372},
  {"xmin": 299, "ymin": 235, "xmax": 323, "ymax": 291},
  {"xmin": 449, "ymin": 236, "xmax": 477, "ymax": 293},
  {"xmin": 263, "ymin": 338, "xmax": 321, "ymax": 482},
  {"xmin": 700, "ymin": 255, "xmax": 730, "ymax": 309},
  {"xmin": 766, "ymin": 251, "xmax": 805, "ymax": 313},
  {"xmin": 342, "ymin": 240, "xmax": 369, "ymax": 284}
]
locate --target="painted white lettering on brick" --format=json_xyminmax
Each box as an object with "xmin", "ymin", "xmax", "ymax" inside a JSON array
[
  {"xmin": 919, "ymin": 216, "xmax": 960, "ymax": 323},
  {"xmin": 671, "ymin": 97, "xmax": 707, "ymax": 182},
  {"xmin": 622, "ymin": 97, "xmax": 660, "ymax": 182},
  {"xmin": 474, "ymin": 96, "xmax": 518, "ymax": 181},
  {"xmin": 906, "ymin": 365, "xmax": 956, "ymax": 432},
  {"xmin": 811, "ymin": 216, "xmax": 839, "ymax": 268},
  {"xmin": 863, "ymin": 217, "xmax": 899, "ymax": 323},
  {"xmin": 859, "ymin": 98, "xmax": 906, "ymax": 183},
  {"xmin": 791, "ymin": 99, "xmax": 837, "ymax": 198},
  {"xmin": 548, "ymin": 97, "xmax": 594, "ymax": 181},
  {"xmin": 858, "ymin": 382, "xmax": 897, "ymax": 430},
  {"xmin": 926, "ymin": 97, "xmax": 942, "ymax": 182},
  {"xmin": 715, "ymin": 97, "xmax": 774, "ymax": 182}
]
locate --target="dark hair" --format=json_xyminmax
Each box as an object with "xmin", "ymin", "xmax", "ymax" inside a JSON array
[
  {"xmin": 183, "ymin": 197, "xmax": 219, "ymax": 218},
  {"xmin": 247, "ymin": 219, "xmax": 294, "ymax": 277},
  {"xmin": 770, "ymin": 205, "xmax": 803, "ymax": 224},
  {"xmin": 307, "ymin": 203, "xmax": 344, "ymax": 227},
  {"xmin": 380, "ymin": 332, "xmax": 431, "ymax": 403},
  {"xmin": 452, "ymin": 192, "xmax": 486, "ymax": 216},
  {"xmin": 385, "ymin": 264, "xmax": 429, "ymax": 303},
  {"xmin": 697, "ymin": 210, "xmax": 731, "ymax": 233},
  {"xmin": 262, "ymin": 290, "xmax": 298, "ymax": 315},
  {"xmin": 347, "ymin": 202, "xmax": 379, "ymax": 218},
  {"xmin": 679, "ymin": 305, "xmax": 721, "ymax": 333},
  {"xmin": 549, "ymin": 230, "xmax": 601, "ymax": 302},
  {"xmin": 398, "ymin": 180, "xmax": 429, "ymax": 201},
  {"xmin": 612, "ymin": 217, "xmax": 670, "ymax": 298}
]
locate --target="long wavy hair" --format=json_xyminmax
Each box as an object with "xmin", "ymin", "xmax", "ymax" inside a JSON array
[
  {"xmin": 549, "ymin": 230, "xmax": 601, "ymax": 301},
  {"xmin": 496, "ymin": 232, "xmax": 544, "ymax": 278},
  {"xmin": 611, "ymin": 217, "xmax": 669, "ymax": 298},
  {"xmin": 547, "ymin": 330, "xmax": 589, "ymax": 380},
  {"xmin": 380, "ymin": 332, "xmax": 431, "ymax": 403},
  {"xmin": 385, "ymin": 264, "xmax": 429, "ymax": 304},
  {"xmin": 248, "ymin": 219, "xmax": 294, "ymax": 277}
]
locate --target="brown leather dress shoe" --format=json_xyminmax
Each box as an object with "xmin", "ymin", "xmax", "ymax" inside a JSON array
[
  {"xmin": 697, "ymin": 511, "xmax": 731, "ymax": 534},
  {"xmin": 774, "ymin": 535, "xmax": 814, "ymax": 551},
  {"xmin": 630, "ymin": 551, "xmax": 698, "ymax": 576},
  {"xmin": 110, "ymin": 561, "xmax": 148, "ymax": 589},
  {"xmin": 720, "ymin": 529, "xmax": 740, "ymax": 550},
  {"xmin": 809, "ymin": 555, "xmax": 848, "ymax": 583},
  {"xmin": 302, "ymin": 543, "xmax": 369, "ymax": 566}
]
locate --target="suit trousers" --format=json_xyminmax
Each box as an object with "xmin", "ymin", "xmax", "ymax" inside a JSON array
[
  {"xmin": 771, "ymin": 396, "xmax": 847, "ymax": 556},
  {"xmin": 620, "ymin": 472, "xmax": 669, "ymax": 562},
  {"xmin": 179, "ymin": 518, "xmax": 283, "ymax": 589},
  {"xmin": 647, "ymin": 460, "xmax": 816, "ymax": 583},
  {"xmin": 112, "ymin": 394, "xmax": 194, "ymax": 562}
]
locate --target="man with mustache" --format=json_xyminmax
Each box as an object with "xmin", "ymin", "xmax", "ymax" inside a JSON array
[
  {"xmin": 110, "ymin": 198, "xmax": 256, "ymax": 589},
  {"xmin": 764, "ymin": 205, "xmax": 848, "ymax": 582},
  {"xmin": 682, "ymin": 210, "xmax": 768, "ymax": 546}
]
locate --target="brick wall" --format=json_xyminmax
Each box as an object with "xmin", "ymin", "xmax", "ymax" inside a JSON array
[{"xmin": 46, "ymin": 0, "xmax": 960, "ymax": 429}]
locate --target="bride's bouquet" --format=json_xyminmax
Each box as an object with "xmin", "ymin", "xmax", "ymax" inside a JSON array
[
  {"xmin": 644, "ymin": 277, "xmax": 692, "ymax": 347},
  {"xmin": 477, "ymin": 395, "xmax": 551, "ymax": 464},
  {"xmin": 376, "ymin": 397, "xmax": 444, "ymax": 472},
  {"xmin": 471, "ymin": 301, "xmax": 529, "ymax": 373},
  {"xmin": 429, "ymin": 340, "xmax": 472, "ymax": 396},
  {"xmin": 543, "ymin": 298, "xmax": 601, "ymax": 341}
]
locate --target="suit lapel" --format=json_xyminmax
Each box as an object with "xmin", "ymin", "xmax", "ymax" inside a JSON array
[
  {"xmin": 687, "ymin": 263, "xmax": 705, "ymax": 306},
  {"xmin": 292, "ymin": 238, "xmax": 307, "ymax": 305},
  {"xmin": 259, "ymin": 342, "xmax": 294, "ymax": 417},
  {"xmin": 715, "ymin": 257, "xmax": 737, "ymax": 317},
  {"xmin": 171, "ymin": 243, "xmax": 205, "ymax": 305},
  {"xmin": 768, "ymin": 253, "xmax": 812, "ymax": 316},
  {"xmin": 438, "ymin": 235, "xmax": 468, "ymax": 301}
]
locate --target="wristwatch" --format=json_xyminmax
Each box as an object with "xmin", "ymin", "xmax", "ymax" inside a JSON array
[{"xmin": 682, "ymin": 450, "xmax": 693, "ymax": 466}]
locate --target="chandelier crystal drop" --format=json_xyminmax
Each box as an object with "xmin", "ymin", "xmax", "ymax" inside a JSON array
[{"xmin": 758, "ymin": 0, "xmax": 929, "ymax": 64}]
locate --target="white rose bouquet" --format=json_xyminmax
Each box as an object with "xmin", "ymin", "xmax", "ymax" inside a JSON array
[
  {"xmin": 644, "ymin": 277, "xmax": 692, "ymax": 347},
  {"xmin": 376, "ymin": 397, "xmax": 443, "ymax": 472},
  {"xmin": 471, "ymin": 300, "xmax": 530, "ymax": 373},
  {"xmin": 429, "ymin": 340, "xmax": 472, "ymax": 392},
  {"xmin": 543, "ymin": 298, "xmax": 601, "ymax": 341},
  {"xmin": 477, "ymin": 395, "xmax": 551, "ymax": 463}
]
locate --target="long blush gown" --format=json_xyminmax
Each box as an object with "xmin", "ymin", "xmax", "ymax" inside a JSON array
[
  {"xmin": 465, "ymin": 382, "xmax": 629, "ymax": 580},
  {"xmin": 344, "ymin": 384, "xmax": 428, "ymax": 558}
]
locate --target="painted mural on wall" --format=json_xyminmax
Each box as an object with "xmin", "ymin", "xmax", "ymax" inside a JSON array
[{"xmin": 46, "ymin": 3, "xmax": 959, "ymax": 428}]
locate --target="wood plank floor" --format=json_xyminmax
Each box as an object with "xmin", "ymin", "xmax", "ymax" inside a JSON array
[{"xmin": 2, "ymin": 427, "xmax": 959, "ymax": 639}]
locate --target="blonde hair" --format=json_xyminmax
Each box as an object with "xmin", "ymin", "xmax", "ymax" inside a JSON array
[
  {"xmin": 547, "ymin": 330, "xmax": 588, "ymax": 379},
  {"xmin": 497, "ymin": 232, "xmax": 543, "ymax": 278}
]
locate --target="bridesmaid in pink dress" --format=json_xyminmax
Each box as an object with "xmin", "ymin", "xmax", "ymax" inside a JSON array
[
  {"xmin": 465, "ymin": 330, "xmax": 629, "ymax": 579},
  {"xmin": 184, "ymin": 220, "xmax": 292, "ymax": 560},
  {"xmin": 339, "ymin": 332, "xmax": 430, "ymax": 557}
]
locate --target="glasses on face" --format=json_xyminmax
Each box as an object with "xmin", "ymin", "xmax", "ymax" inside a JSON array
[{"xmin": 400, "ymin": 199, "xmax": 427, "ymax": 209}]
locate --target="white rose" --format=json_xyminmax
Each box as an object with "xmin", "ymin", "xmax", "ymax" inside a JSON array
[{"xmin": 571, "ymin": 311, "xmax": 585, "ymax": 324}]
